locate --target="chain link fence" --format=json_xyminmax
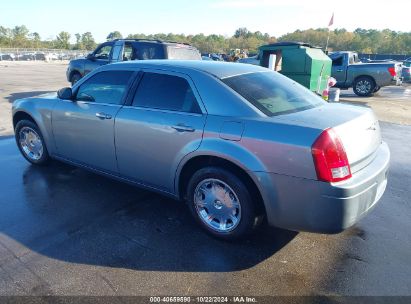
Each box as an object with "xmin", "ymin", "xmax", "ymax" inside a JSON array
[{"xmin": 0, "ymin": 48, "xmax": 88, "ymax": 61}]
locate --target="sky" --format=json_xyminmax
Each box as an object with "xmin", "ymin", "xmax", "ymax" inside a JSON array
[{"xmin": 1, "ymin": 0, "xmax": 410, "ymax": 43}]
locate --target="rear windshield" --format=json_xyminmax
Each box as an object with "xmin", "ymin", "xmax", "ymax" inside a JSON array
[
  {"xmin": 222, "ymin": 71, "xmax": 325, "ymax": 116},
  {"xmin": 167, "ymin": 46, "xmax": 201, "ymax": 60}
]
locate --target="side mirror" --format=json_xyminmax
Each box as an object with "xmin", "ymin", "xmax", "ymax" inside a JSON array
[{"xmin": 57, "ymin": 87, "xmax": 73, "ymax": 100}]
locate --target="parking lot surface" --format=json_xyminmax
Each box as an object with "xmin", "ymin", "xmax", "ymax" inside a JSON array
[
  {"xmin": 0, "ymin": 122, "xmax": 410, "ymax": 296},
  {"xmin": 339, "ymin": 84, "xmax": 411, "ymax": 125}
]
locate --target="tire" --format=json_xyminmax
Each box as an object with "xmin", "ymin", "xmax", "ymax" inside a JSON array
[
  {"xmin": 70, "ymin": 73, "xmax": 82, "ymax": 86},
  {"xmin": 373, "ymin": 86, "xmax": 381, "ymax": 93},
  {"xmin": 186, "ymin": 167, "xmax": 259, "ymax": 240},
  {"xmin": 15, "ymin": 120, "xmax": 50, "ymax": 165},
  {"xmin": 353, "ymin": 76, "xmax": 375, "ymax": 97}
]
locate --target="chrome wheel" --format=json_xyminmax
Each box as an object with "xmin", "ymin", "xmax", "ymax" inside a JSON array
[
  {"xmin": 355, "ymin": 80, "xmax": 372, "ymax": 95},
  {"xmin": 19, "ymin": 127, "xmax": 44, "ymax": 161},
  {"xmin": 194, "ymin": 178, "xmax": 241, "ymax": 233}
]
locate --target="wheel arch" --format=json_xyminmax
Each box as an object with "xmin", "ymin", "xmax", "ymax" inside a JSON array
[
  {"xmin": 13, "ymin": 109, "xmax": 54, "ymax": 154},
  {"xmin": 176, "ymin": 154, "xmax": 267, "ymax": 217},
  {"xmin": 69, "ymin": 69, "xmax": 82, "ymax": 82},
  {"xmin": 13, "ymin": 110, "xmax": 38, "ymax": 129}
]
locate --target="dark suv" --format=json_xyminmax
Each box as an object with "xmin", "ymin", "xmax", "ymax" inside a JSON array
[{"xmin": 66, "ymin": 39, "xmax": 201, "ymax": 85}]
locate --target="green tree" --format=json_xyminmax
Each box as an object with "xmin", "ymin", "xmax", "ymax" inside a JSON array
[
  {"xmin": 11, "ymin": 25, "xmax": 29, "ymax": 47},
  {"xmin": 0, "ymin": 26, "xmax": 12, "ymax": 46},
  {"xmin": 234, "ymin": 27, "xmax": 251, "ymax": 38},
  {"xmin": 56, "ymin": 31, "xmax": 71, "ymax": 49},
  {"xmin": 106, "ymin": 31, "xmax": 123, "ymax": 41},
  {"xmin": 81, "ymin": 32, "xmax": 96, "ymax": 50},
  {"xmin": 29, "ymin": 32, "xmax": 41, "ymax": 48}
]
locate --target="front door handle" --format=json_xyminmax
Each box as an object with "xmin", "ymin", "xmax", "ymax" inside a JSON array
[
  {"xmin": 96, "ymin": 112, "xmax": 112, "ymax": 120},
  {"xmin": 172, "ymin": 124, "xmax": 195, "ymax": 132},
  {"xmin": 337, "ymin": 69, "xmax": 343, "ymax": 72}
]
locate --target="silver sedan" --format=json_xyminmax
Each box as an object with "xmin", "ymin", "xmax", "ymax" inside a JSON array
[{"xmin": 12, "ymin": 60, "xmax": 390, "ymax": 240}]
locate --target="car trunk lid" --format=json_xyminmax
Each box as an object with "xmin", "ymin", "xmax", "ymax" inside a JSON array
[{"xmin": 274, "ymin": 103, "xmax": 381, "ymax": 173}]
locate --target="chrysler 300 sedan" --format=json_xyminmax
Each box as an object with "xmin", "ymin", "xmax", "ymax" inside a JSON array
[{"xmin": 12, "ymin": 60, "xmax": 390, "ymax": 240}]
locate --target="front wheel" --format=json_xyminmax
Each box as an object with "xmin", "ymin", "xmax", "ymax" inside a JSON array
[
  {"xmin": 353, "ymin": 76, "xmax": 375, "ymax": 97},
  {"xmin": 186, "ymin": 167, "xmax": 260, "ymax": 240},
  {"xmin": 15, "ymin": 120, "xmax": 50, "ymax": 165}
]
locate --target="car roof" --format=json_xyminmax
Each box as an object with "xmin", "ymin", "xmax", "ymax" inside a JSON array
[{"xmin": 105, "ymin": 60, "xmax": 268, "ymax": 79}]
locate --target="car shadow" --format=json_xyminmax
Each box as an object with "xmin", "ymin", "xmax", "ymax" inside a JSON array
[
  {"xmin": 5, "ymin": 91, "xmax": 55, "ymax": 103},
  {"xmin": 0, "ymin": 156, "xmax": 297, "ymax": 273}
]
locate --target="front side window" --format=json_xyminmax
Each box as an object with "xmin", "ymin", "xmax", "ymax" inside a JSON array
[
  {"xmin": 76, "ymin": 71, "xmax": 133, "ymax": 105},
  {"xmin": 222, "ymin": 71, "xmax": 324, "ymax": 116},
  {"xmin": 132, "ymin": 72, "xmax": 201, "ymax": 113},
  {"xmin": 332, "ymin": 56, "xmax": 343, "ymax": 66},
  {"xmin": 94, "ymin": 44, "xmax": 112, "ymax": 60}
]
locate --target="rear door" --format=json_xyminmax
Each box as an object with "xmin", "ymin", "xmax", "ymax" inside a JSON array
[
  {"xmin": 52, "ymin": 70, "xmax": 135, "ymax": 173},
  {"xmin": 115, "ymin": 70, "xmax": 206, "ymax": 193}
]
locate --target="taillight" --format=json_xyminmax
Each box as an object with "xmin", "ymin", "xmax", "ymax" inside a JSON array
[
  {"xmin": 388, "ymin": 67, "xmax": 396, "ymax": 77},
  {"xmin": 311, "ymin": 128, "xmax": 352, "ymax": 183}
]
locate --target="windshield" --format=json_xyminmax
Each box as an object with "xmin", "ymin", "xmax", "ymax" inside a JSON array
[
  {"xmin": 222, "ymin": 71, "xmax": 325, "ymax": 116},
  {"xmin": 167, "ymin": 46, "xmax": 201, "ymax": 60}
]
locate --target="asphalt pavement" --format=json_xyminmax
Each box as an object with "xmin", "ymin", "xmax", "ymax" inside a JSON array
[{"xmin": 0, "ymin": 122, "xmax": 410, "ymax": 297}]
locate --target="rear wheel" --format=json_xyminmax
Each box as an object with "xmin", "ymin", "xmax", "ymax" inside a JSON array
[
  {"xmin": 186, "ymin": 167, "xmax": 259, "ymax": 240},
  {"xmin": 15, "ymin": 120, "xmax": 49, "ymax": 165},
  {"xmin": 353, "ymin": 76, "xmax": 375, "ymax": 97}
]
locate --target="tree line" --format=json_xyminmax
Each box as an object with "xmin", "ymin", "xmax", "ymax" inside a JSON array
[{"xmin": 1, "ymin": 25, "xmax": 410, "ymax": 55}]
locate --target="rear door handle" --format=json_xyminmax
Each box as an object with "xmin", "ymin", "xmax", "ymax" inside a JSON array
[
  {"xmin": 337, "ymin": 69, "xmax": 343, "ymax": 72},
  {"xmin": 96, "ymin": 112, "xmax": 112, "ymax": 120},
  {"xmin": 172, "ymin": 124, "xmax": 195, "ymax": 132}
]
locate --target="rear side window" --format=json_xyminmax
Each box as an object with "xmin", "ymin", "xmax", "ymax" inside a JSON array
[
  {"xmin": 222, "ymin": 71, "xmax": 324, "ymax": 116},
  {"xmin": 134, "ymin": 43, "xmax": 165, "ymax": 59},
  {"xmin": 132, "ymin": 72, "xmax": 201, "ymax": 113},
  {"xmin": 167, "ymin": 46, "xmax": 201, "ymax": 60},
  {"xmin": 76, "ymin": 71, "xmax": 133, "ymax": 105}
]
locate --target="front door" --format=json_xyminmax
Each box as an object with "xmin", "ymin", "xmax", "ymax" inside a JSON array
[
  {"xmin": 52, "ymin": 70, "xmax": 135, "ymax": 173},
  {"xmin": 331, "ymin": 55, "xmax": 347, "ymax": 85},
  {"xmin": 115, "ymin": 70, "xmax": 206, "ymax": 193},
  {"xmin": 84, "ymin": 42, "xmax": 113, "ymax": 75}
]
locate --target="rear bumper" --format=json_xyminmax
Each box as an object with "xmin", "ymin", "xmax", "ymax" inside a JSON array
[{"xmin": 256, "ymin": 141, "xmax": 390, "ymax": 233}]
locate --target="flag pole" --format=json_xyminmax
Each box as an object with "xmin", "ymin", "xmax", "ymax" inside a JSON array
[
  {"xmin": 325, "ymin": 28, "xmax": 330, "ymax": 53},
  {"xmin": 325, "ymin": 12, "xmax": 334, "ymax": 53}
]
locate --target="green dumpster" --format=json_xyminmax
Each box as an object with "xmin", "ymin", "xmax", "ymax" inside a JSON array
[{"xmin": 258, "ymin": 42, "xmax": 332, "ymax": 93}]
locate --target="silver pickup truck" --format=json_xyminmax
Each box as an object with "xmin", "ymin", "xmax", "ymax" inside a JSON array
[{"xmin": 329, "ymin": 51, "xmax": 402, "ymax": 96}]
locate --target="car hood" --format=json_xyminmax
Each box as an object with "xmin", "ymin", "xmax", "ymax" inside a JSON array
[{"xmin": 69, "ymin": 58, "xmax": 86, "ymax": 68}]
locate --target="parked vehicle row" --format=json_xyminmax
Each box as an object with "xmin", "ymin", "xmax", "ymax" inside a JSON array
[
  {"xmin": 0, "ymin": 51, "xmax": 86, "ymax": 61},
  {"xmin": 13, "ymin": 60, "xmax": 390, "ymax": 240}
]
